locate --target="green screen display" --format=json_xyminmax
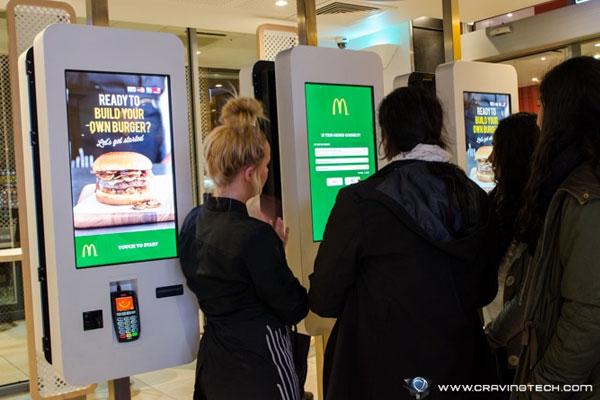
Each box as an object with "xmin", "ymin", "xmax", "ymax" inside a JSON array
[
  {"xmin": 305, "ymin": 83, "xmax": 377, "ymax": 242},
  {"xmin": 66, "ymin": 70, "xmax": 178, "ymax": 268}
]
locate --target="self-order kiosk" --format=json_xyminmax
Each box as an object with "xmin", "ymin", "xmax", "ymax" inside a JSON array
[
  {"xmin": 18, "ymin": 24, "xmax": 199, "ymax": 385},
  {"xmin": 436, "ymin": 61, "xmax": 519, "ymax": 192},
  {"xmin": 276, "ymin": 46, "xmax": 383, "ymax": 335}
]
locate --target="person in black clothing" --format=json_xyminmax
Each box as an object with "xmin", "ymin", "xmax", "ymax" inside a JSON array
[
  {"xmin": 309, "ymin": 86, "xmax": 500, "ymax": 399},
  {"xmin": 484, "ymin": 113, "xmax": 539, "ymax": 386},
  {"xmin": 179, "ymin": 97, "xmax": 309, "ymax": 400}
]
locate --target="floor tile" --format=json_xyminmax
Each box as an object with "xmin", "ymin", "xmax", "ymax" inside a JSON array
[
  {"xmin": 134, "ymin": 362, "xmax": 195, "ymax": 387},
  {"xmin": 0, "ymin": 357, "xmax": 27, "ymax": 387},
  {"xmin": 0, "ymin": 321, "xmax": 321, "ymax": 400},
  {"xmin": 153, "ymin": 376, "xmax": 194, "ymax": 400}
]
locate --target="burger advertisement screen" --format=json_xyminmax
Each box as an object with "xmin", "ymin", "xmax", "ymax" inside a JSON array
[
  {"xmin": 305, "ymin": 83, "xmax": 377, "ymax": 242},
  {"xmin": 463, "ymin": 92, "xmax": 511, "ymax": 191},
  {"xmin": 65, "ymin": 70, "xmax": 177, "ymax": 268}
]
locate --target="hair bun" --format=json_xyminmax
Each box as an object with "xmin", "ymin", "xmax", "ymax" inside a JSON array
[{"xmin": 220, "ymin": 97, "xmax": 265, "ymax": 130}]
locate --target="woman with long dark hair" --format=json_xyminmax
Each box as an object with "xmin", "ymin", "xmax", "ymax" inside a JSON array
[
  {"xmin": 483, "ymin": 113, "xmax": 539, "ymax": 385},
  {"xmin": 490, "ymin": 113, "xmax": 540, "ymax": 256},
  {"xmin": 511, "ymin": 56, "xmax": 600, "ymax": 397},
  {"xmin": 309, "ymin": 86, "xmax": 500, "ymax": 399}
]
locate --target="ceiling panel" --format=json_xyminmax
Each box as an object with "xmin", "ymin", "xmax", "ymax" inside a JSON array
[{"xmin": 36, "ymin": 0, "xmax": 561, "ymax": 46}]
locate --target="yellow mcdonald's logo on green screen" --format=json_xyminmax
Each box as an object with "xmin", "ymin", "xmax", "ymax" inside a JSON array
[
  {"xmin": 332, "ymin": 98, "xmax": 350, "ymax": 116},
  {"xmin": 82, "ymin": 243, "xmax": 98, "ymax": 258}
]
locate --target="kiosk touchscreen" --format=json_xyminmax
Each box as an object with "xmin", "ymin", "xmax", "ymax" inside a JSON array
[
  {"xmin": 239, "ymin": 61, "xmax": 283, "ymax": 222},
  {"xmin": 276, "ymin": 46, "xmax": 383, "ymax": 334},
  {"xmin": 253, "ymin": 61, "xmax": 283, "ymax": 221},
  {"xmin": 463, "ymin": 91, "xmax": 511, "ymax": 190},
  {"xmin": 65, "ymin": 70, "xmax": 178, "ymax": 268},
  {"xmin": 436, "ymin": 61, "xmax": 518, "ymax": 192},
  {"xmin": 305, "ymin": 83, "xmax": 377, "ymax": 241},
  {"xmin": 18, "ymin": 24, "xmax": 199, "ymax": 385}
]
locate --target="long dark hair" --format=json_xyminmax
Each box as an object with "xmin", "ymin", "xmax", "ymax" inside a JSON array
[
  {"xmin": 378, "ymin": 86, "xmax": 447, "ymax": 159},
  {"xmin": 492, "ymin": 112, "xmax": 540, "ymax": 217},
  {"xmin": 378, "ymin": 86, "xmax": 481, "ymax": 232},
  {"xmin": 517, "ymin": 56, "xmax": 600, "ymax": 244}
]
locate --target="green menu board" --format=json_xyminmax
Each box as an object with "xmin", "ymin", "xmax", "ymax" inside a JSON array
[{"xmin": 305, "ymin": 83, "xmax": 377, "ymax": 242}]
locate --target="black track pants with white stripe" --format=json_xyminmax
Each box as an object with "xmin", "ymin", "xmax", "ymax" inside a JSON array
[{"xmin": 194, "ymin": 322, "xmax": 301, "ymax": 400}]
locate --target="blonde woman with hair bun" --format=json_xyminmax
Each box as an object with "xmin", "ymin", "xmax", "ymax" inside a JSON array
[{"xmin": 179, "ymin": 97, "xmax": 308, "ymax": 400}]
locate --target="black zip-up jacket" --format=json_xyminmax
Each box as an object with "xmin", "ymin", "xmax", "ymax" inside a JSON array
[
  {"xmin": 179, "ymin": 194, "xmax": 308, "ymax": 400},
  {"xmin": 310, "ymin": 160, "xmax": 501, "ymax": 400}
]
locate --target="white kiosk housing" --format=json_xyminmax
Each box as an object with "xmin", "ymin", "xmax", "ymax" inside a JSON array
[
  {"xmin": 18, "ymin": 24, "xmax": 199, "ymax": 385},
  {"xmin": 436, "ymin": 61, "xmax": 518, "ymax": 191},
  {"xmin": 276, "ymin": 46, "xmax": 383, "ymax": 334}
]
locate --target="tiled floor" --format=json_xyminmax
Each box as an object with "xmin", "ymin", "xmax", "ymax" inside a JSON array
[
  {"xmin": 0, "ymin": 321, "xmax": 28, "ymax": 388},
  {"xmin": 0, "ymin": 320, "xmax": 319, "ymax": 399}
]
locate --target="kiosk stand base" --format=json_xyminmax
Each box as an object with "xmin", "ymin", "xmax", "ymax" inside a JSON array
[{"xmin": 108, "ymin": 377, "xmax": 130, "ymax": 400}]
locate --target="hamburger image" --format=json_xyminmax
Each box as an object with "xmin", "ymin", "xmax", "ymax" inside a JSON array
[
  {"xmin": 92, "ymin": 152, "xmax": 153, "ymax": 205},
  {"xmin": 475, "ymin": 146, "xmax": 494, "ymax": 183}
]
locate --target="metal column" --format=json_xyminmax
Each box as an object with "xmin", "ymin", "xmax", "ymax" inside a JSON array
[
  {"xmin": 86, "ymin": 0, "xmax": 109, "ymax": 27},
  {"xmin": 442, "ymin": 0, "xmax": 461, "ymax": 62},
  {"xmin": 297, "ymin": 0, "xmax": 317, "ymax": 46}
]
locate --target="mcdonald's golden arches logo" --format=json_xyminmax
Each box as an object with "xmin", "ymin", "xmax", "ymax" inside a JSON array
[
  {"xmin": 332, "ymin": 98, "xmax": 350, "ymax": 116},
  {"xmin": 82, "ymin": 243, "xmax": 98, "ymax": 258}
]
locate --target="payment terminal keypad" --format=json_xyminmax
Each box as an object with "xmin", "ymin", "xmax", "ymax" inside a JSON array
[{"xmin": 111, "ymin": 291, "xmax": 140, "ymax": 343}]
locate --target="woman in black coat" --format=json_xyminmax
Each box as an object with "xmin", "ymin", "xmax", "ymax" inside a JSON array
[{"xmin": 309, "ymin": 87, "xmax": 500, "ymax": 399}]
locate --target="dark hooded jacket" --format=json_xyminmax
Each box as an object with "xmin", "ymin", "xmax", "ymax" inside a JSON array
[{"xmin": 309, "ymin": 160, "xmax": 500, "ymax": 400}]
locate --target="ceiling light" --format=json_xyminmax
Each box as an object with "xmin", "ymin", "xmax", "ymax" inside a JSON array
[
  {"xmin": 196, "ymin": 51, "xmax": 202, "ymax": 55},
  {"xmin": 595, "ymin": 54, "xmax": 600, "ymax": 60},
  {"xmin": 595, "ymin": 43, "xmax": 600, "ymax": 47},
  {"xmin": 507, "ymin": 13, "xmax": 513, "ymax": 17},
  {"xmin": 532, "ymin": 77, "xmax": 540, "ymax": 83},
  {"xmin": 275, "ymin": 0, "xmax": 288, "ymax": 6},
  {"xmin": 540, "ymin": 56, "xmax": 547, "ymax": 61},
  {"xmin": 215, "ymin": 84, "xmax": 223, "ymax": 88}
]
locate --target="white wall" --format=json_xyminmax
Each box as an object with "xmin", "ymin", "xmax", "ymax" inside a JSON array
[
  {"xmin": 462, "ymin": 0, "xmax": 600, "ymax": 61},
  {"xmin": 348, "ymin": 23, "xmax": 413, "ymax": 96},
  {"xmin": 366, "ymin": 44, "xmax": 413, "ymax": 96}
]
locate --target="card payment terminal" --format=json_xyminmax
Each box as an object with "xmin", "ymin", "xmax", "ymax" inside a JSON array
[{"xmin": 111, "ymin": 288, "xmax": 140, "ymax": 343}]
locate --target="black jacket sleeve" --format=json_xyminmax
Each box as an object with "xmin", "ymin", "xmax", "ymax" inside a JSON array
[
  {"xmin": 178, "ymin": 207, "xmax": 202, "ymax": 291},
  {"xmin": 245, "ymin": 224, "xmax": 309, "ymax": 326},
  {"xmin": 309, "ymin": 188, "xmax": 363, "ymax": 318}
]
